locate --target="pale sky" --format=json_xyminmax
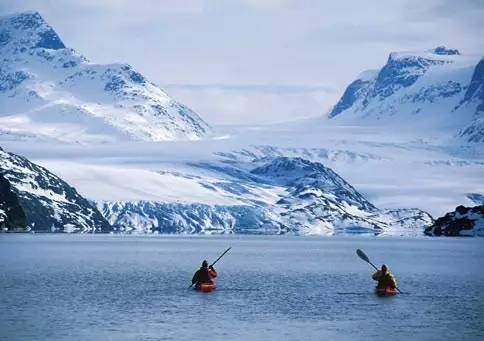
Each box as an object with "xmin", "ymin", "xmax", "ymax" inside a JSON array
[{"xmin": 1, "ymin": 0, "xmax": 483, "ymax": 125}]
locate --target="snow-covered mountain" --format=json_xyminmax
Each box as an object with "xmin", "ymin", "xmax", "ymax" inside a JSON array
[
  {"xmin": 0, "ymin": 11, "xmax": 210, "ymax": 142},
  {"xmin": 0, "ymin": 146, "xmax": 111, "ymax": 232},
  {"xmin": 97, "ymin": 156, "xmax": 432, "ymax": 235},
  {"xmin": 1, "ymin": 140, "xmax": 432, "ymax": 235},
  {"xmin": 425, "ymin": 204, "xmax": 484, "ymax": 236},
  {"xmin": 328, "ymin": 47, "xmax": 484, "ymax": 144}
]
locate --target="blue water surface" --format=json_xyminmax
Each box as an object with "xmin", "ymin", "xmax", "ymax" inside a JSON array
[{"xmin": 0, "ymin": 234, "xmax": 482, "ymax": 340}]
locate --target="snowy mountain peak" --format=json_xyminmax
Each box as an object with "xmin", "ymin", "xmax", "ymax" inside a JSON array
[
  {"xmin": 0, "ymin": 11, "xmax": 65, "ymax": 51},
  {"xmin": 387, "ymin": 47, "xmax": 461, "ymax": 63},
  {"xmin": 0, "ymin": 11, "xmax": 210, "ymax": 142},
  {"xmin": 328, "ymin": 46, "xmax": 483, "ymax": 143},
  {"xmin": 251, "ymin": 157, "xmax": 331, "ymax": 181},
  {"xmin": 375, "ymin": 48, "xmax": 461, "ymax": 100},
  {"xmin": 251, "ymin": 157, "xmax": 376, "ymax": 211}
]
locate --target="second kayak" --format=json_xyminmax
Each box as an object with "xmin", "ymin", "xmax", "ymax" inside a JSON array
[
  {"xmin": 375, "ymin": 287, "xmax": 397, "ymax": 296},
  {"xmin": 195, "ymin": 282, "xmax": 216, "ymax": 293}
]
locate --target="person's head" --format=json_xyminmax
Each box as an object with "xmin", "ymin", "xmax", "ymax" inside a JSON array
[
  {"xmin": 202, "ymin": 260, "xmax": 208, "ymax": 268},
  {"xmin": 381, "ymin": 264, "xmax": 388, "ymax": 273}
]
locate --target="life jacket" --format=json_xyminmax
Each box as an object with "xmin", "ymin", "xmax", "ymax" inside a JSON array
[{"xmin": 192, "ymin": 267, "xmax": 217, "ymax": 284}]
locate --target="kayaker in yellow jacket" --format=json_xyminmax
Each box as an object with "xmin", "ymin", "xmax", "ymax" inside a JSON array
[{"xmin": 372, "ymin": 264, "xmax": 397, "ymax": 289}]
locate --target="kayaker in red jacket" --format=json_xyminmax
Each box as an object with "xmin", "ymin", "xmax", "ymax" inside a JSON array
[
  {"xmin": 372, "ymin": 264, "xmax": 397, "ymax": 289},
  {"xmin": 192, "ymin": 260, "xmax": 217, "ymax": 286}
]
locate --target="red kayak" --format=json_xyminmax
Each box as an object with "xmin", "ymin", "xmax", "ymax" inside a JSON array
[
  {"xmin": 375, "ymin": 287, "xmax": 397, "ymax": 296},
  {"xmin": 195, "ymin": 282, "xmax": 216, "ymax": 293}
]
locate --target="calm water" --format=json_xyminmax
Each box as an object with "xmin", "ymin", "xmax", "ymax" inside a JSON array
[{"xmin": 0, "ymin": 234, "xmax": 483, "ymax": 340}]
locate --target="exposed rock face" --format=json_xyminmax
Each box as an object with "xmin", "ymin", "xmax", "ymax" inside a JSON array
[
  {"xmin": 466, "ymin": 193, "xmax": 484, "ymax": 205},
  {"xmin": 328, "ymin": 78, "xmax": 373, "ymax": 118},
  {"xmin": 0, "ymin": 146, "xmax": 111, "ymax": 232},
  {"xmin": 0, "ymin": 173, "xmax": 27, "ymax": 231},
  {"xmin": 433, "ymin": 46, "xmax": 460, "ymax": 56},
  {"xmin": 425, "ymin": 205, "xmax": 484, "ymax": 236},
  {"xmin": 458, "ymin": 58, "xmax": 484, "ymax": 143}
]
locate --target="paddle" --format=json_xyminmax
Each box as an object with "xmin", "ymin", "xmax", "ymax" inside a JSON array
[
  {"xmin": 188, "ymin": 247, "xmax": 232, "ymax": 289},
  {"xmin": 356, "ymin": 249, "xmax": 402, "ymax": 294}
]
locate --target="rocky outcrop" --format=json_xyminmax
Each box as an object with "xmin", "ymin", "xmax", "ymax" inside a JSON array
[
  {"xmin": 0, "ymin": 173, "xmax": 27, "ymax": 231},
  {"xmin": 425, "ymin": 205, "xmax": 484, "ymax": 236}
]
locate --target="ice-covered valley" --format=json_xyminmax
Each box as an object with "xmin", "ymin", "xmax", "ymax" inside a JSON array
[{"xmin": 2, "ymin": 119, "xmax": 483, "ymax": 235}]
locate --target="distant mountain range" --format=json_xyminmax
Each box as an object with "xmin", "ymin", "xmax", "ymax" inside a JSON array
[
  {"xmin": 328, "ymin": 47, "xmax": 484, "ymax": 143},
  {"xmin": 98, "ymin": 156, "xmax": 433, "ymax": 235},
  {"xmin": 0, "ymin": 11, "xmax": 210, "ymax": 142},
  {"xmin": 0, "ymin": 146, "xmax": 433, "ymax": 235}
]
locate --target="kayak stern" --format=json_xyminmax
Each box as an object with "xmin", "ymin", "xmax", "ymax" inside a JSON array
[
  {"xmin": 375, "ymin": 287, "xmax": 397, "ymax": 296},
  {"xmin": 195, "ymin": 282, "xmax": 216, "ymax": 293}
]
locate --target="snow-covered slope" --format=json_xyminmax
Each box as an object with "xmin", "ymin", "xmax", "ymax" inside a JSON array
[
  {"xmin": 97, "ymin": 156, "xmax": 432, "ymax": 235},
  {"xmin": 0, "ymin": 11, "xmax": 210, "ymax": 142},
  {"xmin": 328, "ymin": 47, "xmax": 483, "ymax": 143},
  {"xmin": 0, "ymin": 146, "xmax": 111, "ymax": 232},
  {"xmin": 425, "ymin": 204, "xmax": 484, "ymax": 237}
]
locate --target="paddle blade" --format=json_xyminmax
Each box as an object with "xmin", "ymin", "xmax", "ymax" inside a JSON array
[{"xmin": 356, "ymin": 249, "xmax": 370, "ymax": 263}]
